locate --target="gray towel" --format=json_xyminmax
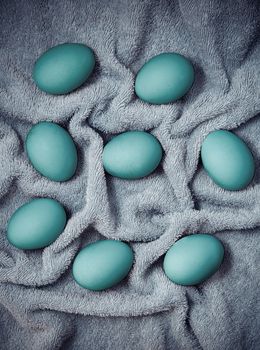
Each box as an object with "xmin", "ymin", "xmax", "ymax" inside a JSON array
[{"xmin": 0, "ymin": 0, "xmax": 259, "ymax": 349}]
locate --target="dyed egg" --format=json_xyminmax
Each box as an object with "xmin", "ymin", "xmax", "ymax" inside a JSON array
[
  {"xmin": 201, "ymin": 130, "xmax": 255, "ymax": 190},
  {"xmin": 33, "ymin": 43, "xmax": 95, "ymax": 94},
  {"xmin": 135, "ymin": 52, "xmax": 194, "ymax": 104},
  {"xmin": 72, "ymin": 240, "xmax": 134, "ymax": 291},
  {"xmin": 163, "ymin": 234, "xmax": 224, "ymax": 286},
  {"xmin": 7, "ymin": 198, "xmax": 67, "ymax": 250},
  {"xmin": 102, "ymin": 131, "xmax": 163, "ymax": 179},
  {"xmin": 26, "ymin": 121, "xmax": 78, "ymax": 182}
]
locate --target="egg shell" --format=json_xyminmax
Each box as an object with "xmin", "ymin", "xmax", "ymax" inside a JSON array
[
  {"xmin": 72, "ymin": 240, "xmax": 134, "ymax": 291},
  {"xmin": 7, "ymin": 198, "xmax": 67, "ymax": 250},
  {"xmin": 33, "ymin": 43, "xmax": 95, "ymax": 94},
  {"xmin": 163, "ymin": 234, "xmax": 224, "ymax": 286},
  {"xmin": 26, "ymin": 121, "xmax": 78, "ymax": 182},
  {"xmin": 102, "ymin": 131, "xmax": 163, "ymax": 179},
  {"xmin": 135, "ymin": 52, "xmax": 194, "ymax": 104},
  {"xmin": 201, "ymin": 130, "xmax": 255, "ymax": 191}
]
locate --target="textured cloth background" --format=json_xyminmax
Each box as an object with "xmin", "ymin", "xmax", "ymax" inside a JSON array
[{"xmin": 0, "ymin": 0, "xmax": 260, "ymax": 349}]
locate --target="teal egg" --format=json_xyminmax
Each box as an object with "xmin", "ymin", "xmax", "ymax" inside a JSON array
[
  {"xmin": 33, "ymin": 43, "xmax": 95, "ymax": 94},
  {"xmin": 26, "ymin": 121, "xmax": 78, "ymax": 182},
  {"xmin": 201, "ymin": 130, "xmax": 255, "ymax": 190},
  {"xmin": 72, "ymin": 240, "xmax": 134, "ymax": 291},
  {"xmin": 163, "ymin": 234, "xmax": 224, "ymax": 286},
  {"xmin": 7, "ymin": 198, "xmax": 67, "ymax": 250},
  {"xmin": 102, "ymin": 131, "xmax": 163, "ymax": 179},
  {"xmin": 135, "ymin": 52, "xmax": 194, "ymax": 104}
]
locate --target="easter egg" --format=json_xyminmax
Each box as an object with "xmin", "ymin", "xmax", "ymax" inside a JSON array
[
  {"xmin": 26, "ymin": 121, "xmax": 78, "ymax": 182},
  {"xmin": 163, "ymin": 234, "xmax": 224, "ymax": 286},
  {"xmin": 33, "ymin": 43, "xmax": 95, "ymax": 94},
  {"xmin": 135, "ymin": 52, "xmax": 194, "ymax": 104},
  {"xmin": 72, "ymin": 240, "xmax": 134, "ymax": 291},
  {"xmin": 201, "ymin": 130, "xmax": 255, "ymax": 190},
  {"xmin": 102, "ymin": 131, "xmax": 163, "ymax": 179},
  {"xmin": 7, "ymin": 198, "xmax": 67, "ymax": 250}
]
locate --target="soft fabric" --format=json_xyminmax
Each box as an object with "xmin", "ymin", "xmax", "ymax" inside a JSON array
[{"xmin": 0, "ymin": 0, "xmax": 259, "ymax": 349}]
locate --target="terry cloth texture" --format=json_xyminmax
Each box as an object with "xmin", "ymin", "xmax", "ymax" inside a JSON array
[{"xmin": 0, "ymin": 0, "xmax": 260, "ymax": 349}]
